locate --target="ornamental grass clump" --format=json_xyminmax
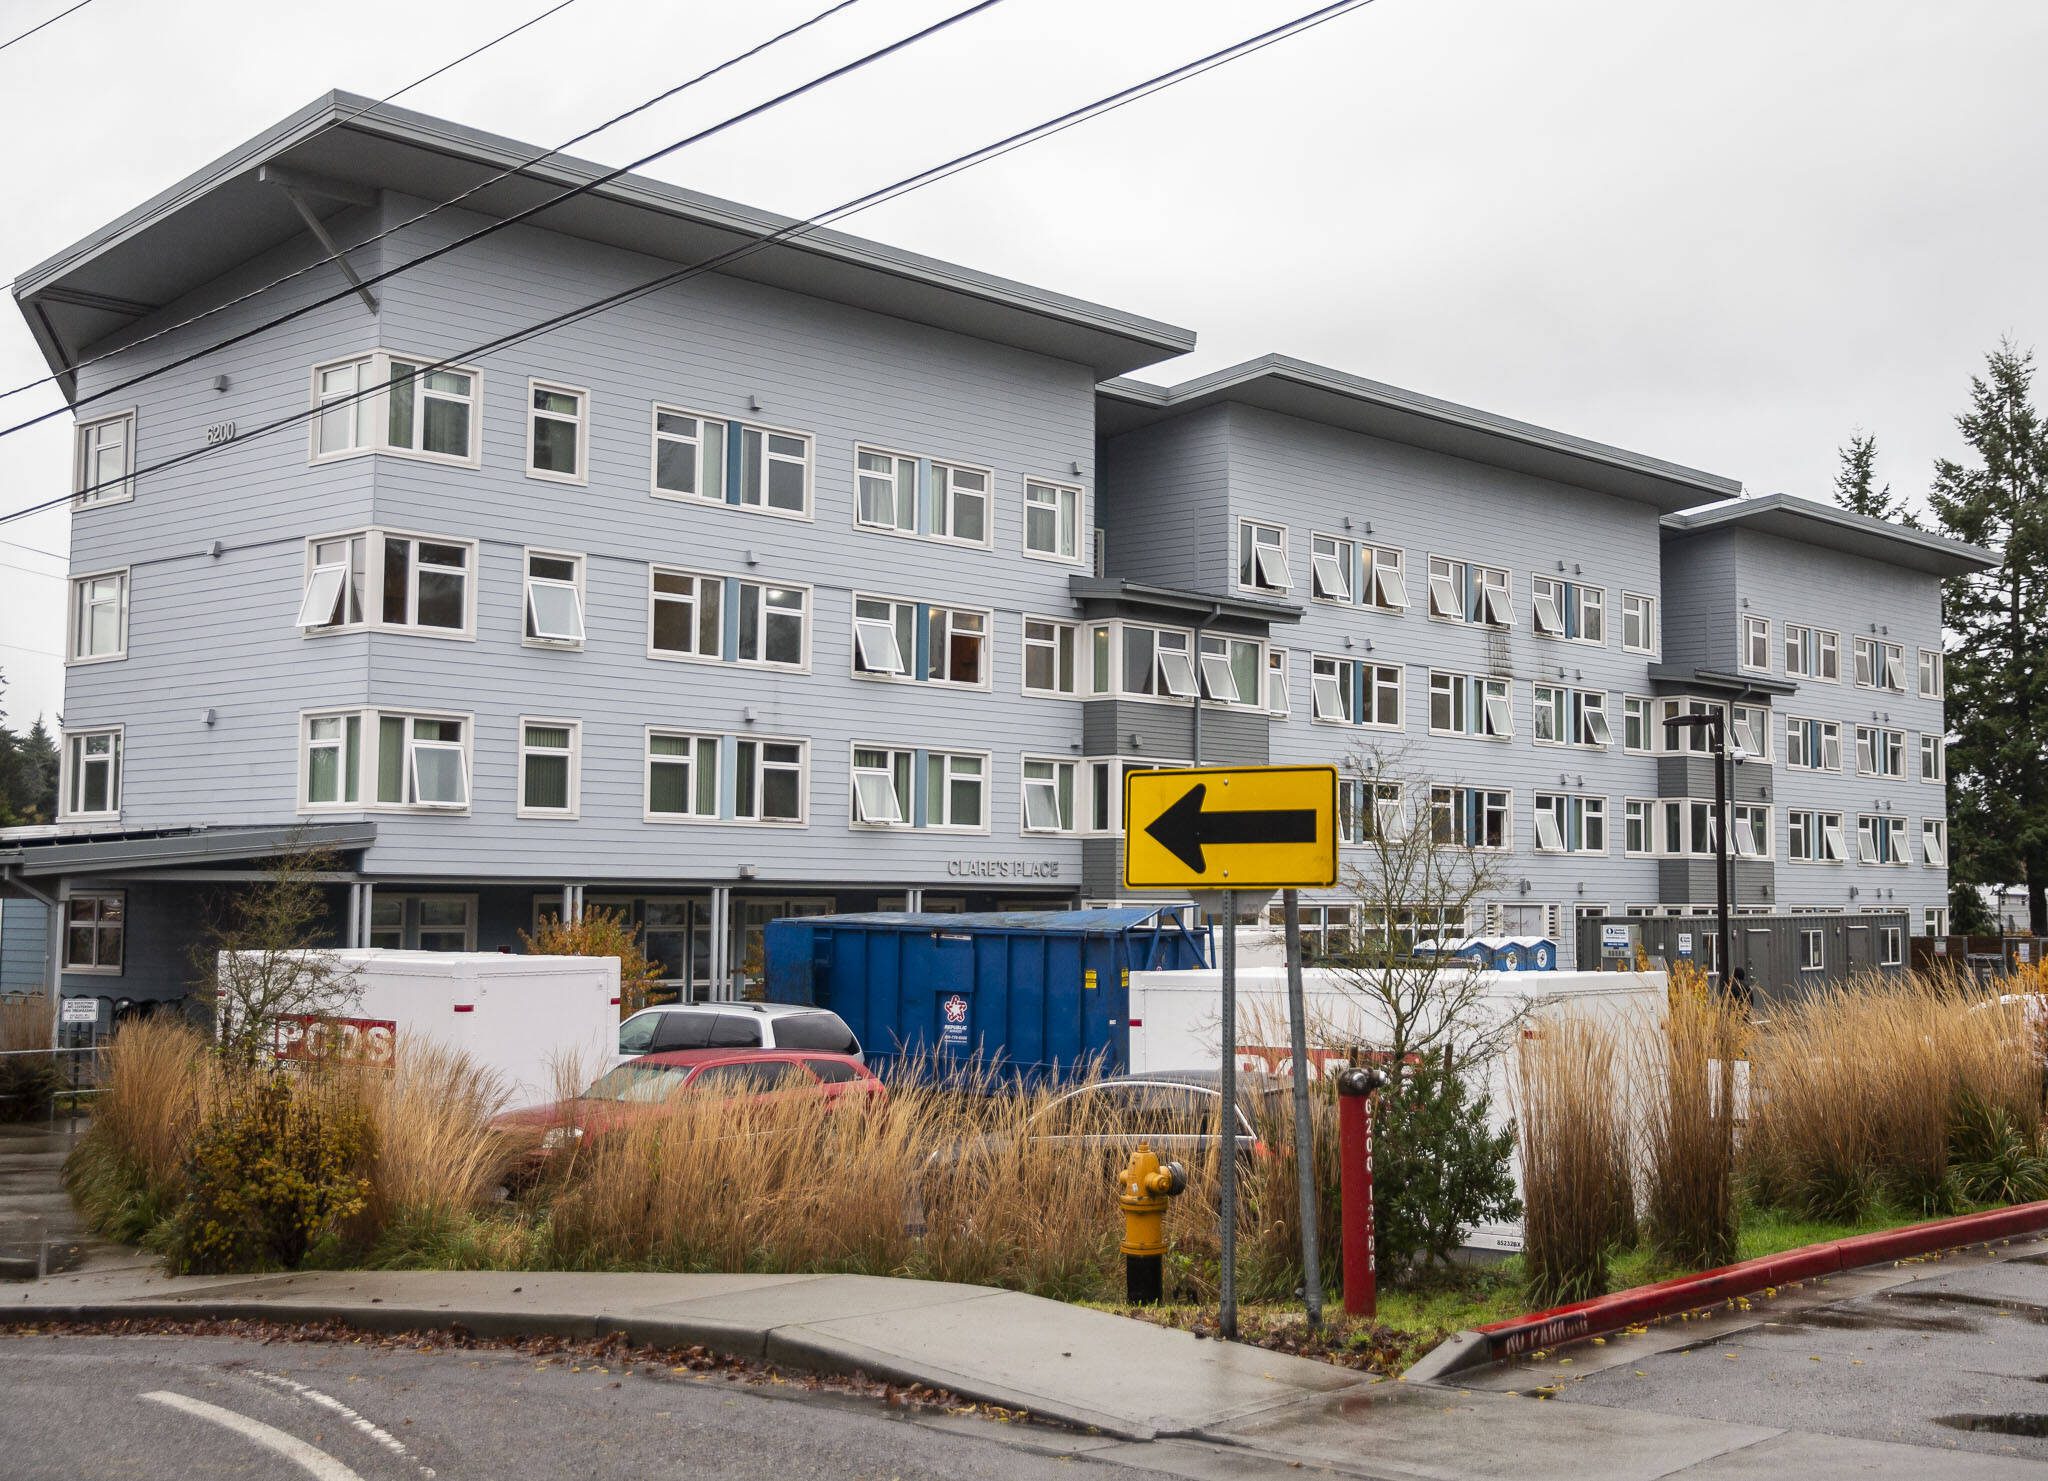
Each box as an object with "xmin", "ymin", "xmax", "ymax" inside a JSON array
[
  {"xmin": 1515, "ymin": 1015, "xmax": 1633, "ymax": 1308},
  {"xmin": 1634, "ymin": 971, "xmax": 1745, "ymax": 1271},
  {"xmin": 64, "ymin": 1019, "xmax": 219, "ymax": 1242}
]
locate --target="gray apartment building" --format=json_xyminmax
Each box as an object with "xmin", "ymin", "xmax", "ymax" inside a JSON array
[{"xmin": 0, "ymin": 93, "xmax": 1997, "ymax": 1008}]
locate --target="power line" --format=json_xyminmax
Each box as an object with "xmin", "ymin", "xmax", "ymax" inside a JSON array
[
  {"xmin": 0, "ymin": 0, "xmax": 93, "ymax": 56},
  {"xmin": 0, "ymin": 0, "xmax": 863, "ymax": 392},
  {"xmin": 0, "ymin": 0, "xmax": 1375, "ymax": 529},
  {"xmin": 0, "ymin": 535, "xmax": 65, "ymax": 561},
  {"xmin": 2, "ymin": 0, "xmax": 585, "ymax": 303}
]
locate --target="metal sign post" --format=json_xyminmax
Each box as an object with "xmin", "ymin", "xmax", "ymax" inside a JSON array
[
  {"xmin": 1280, "ymin": 887, "xmax": 1323, "ymax": 1326},
  {"xmin": 1218, "ymin": 888, "xmax": 1239, "ymax": 1341},
  {"xmin": 1123, "ymin": 765, "xmax": 1338, "ymax": 1345}
]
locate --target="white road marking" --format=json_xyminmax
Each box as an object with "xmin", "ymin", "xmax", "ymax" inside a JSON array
[
  {"xmin": 141, "ymin": 1390, "xmax": 368, "ymax": 1481},
  {"xmin": 250, "ymin": 1369, "xmax": 436, "ymax": 1479}
]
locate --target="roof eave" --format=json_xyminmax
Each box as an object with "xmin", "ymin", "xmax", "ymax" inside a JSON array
[{"xmin": 1661, "ymin": 495, "xmax": 2001, "ymax": 578}]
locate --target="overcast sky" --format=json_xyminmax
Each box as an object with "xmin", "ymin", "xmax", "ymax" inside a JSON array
[{"xmin": 3, "ymin": 0, "xmax": 2045, "ymax": 730}]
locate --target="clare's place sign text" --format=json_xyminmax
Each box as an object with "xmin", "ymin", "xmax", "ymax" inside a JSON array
[
  {"xmin": 946, "ymin": 859, "xmax": 1062, "ymax": 879},
  {"xmin": 1123, "ymin": 764, "xmax": 1339, "ymax": 890}
]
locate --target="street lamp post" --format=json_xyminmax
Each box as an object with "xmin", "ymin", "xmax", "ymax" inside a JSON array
[{"xmin": 1665, "ymin": 710, "xmax": 1734, "ymax": 995}]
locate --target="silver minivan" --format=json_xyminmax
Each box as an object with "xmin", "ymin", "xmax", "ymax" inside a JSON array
[{"xmin": 613, "ymin": 1002, "xmax": 863, "ymax": 1067}]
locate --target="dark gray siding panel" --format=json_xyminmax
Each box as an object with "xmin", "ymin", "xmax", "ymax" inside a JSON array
[
  {"xmin": 0, "ymin": 900, "xmax": 49, "ymax": 992},
  {"xmin": 1097, "ymin": 407, "xmax": 1233, "ymax": 590}
]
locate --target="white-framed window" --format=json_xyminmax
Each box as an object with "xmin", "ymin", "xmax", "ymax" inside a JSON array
[
  {"xmin": 1533, "ymin": 685, "xmax": 1609, "ymax": 748},
  {"xmin": 376, "ymin": 713, "xmax": 469, "ymax": 810},
  {"xmin": 1732, "ymin": 803, "xmax": 1771, "ymax": 859},
  {"xmin": 527, "ymin": 381, "xmax": 587, "ymax": 483},
  {"xmin": 1120, "ymin": 624, "xmax": 1198, "ymax": 699},
  {"xmin": 62, "ymin": 892, "xmax": 124, "ymax": 973},
  {"xmin": 1023, "ymin": 617, "xmax": 1078, "ymax": 697},
  {"xmin": 60, "ymin": 727, "xmax": 122, "ymax": 818},
  {"xmin": 925, "ymin": 750, "xmax": 988, "ymax": 830},
  {"xmin": 1879, "ymin": 924, "xmax": 1904, "ymax": 967},
  {"xmin": 1623, "ymin": 695, "xmax": 1653, "ymax": 753},
  {"xmin": 523, "ymin": 549, "xmax": 585, "ymax": 647},
  {"xmin": 1787, "ymin": 809, "xmax": 1846, "ymax": 863},
  {"xmin": 736, "ymin": 581, "xmax": 808, "ymax": 669},
  {"xmin": 68, "ymin": 568, "xmax": 128, "ymax": 662},
  {"xmin": 312, "ymin": 353, "xmax": 480, "ymax": 465},
  {"xmin": 297, "ymin": 533, "xmax": 367, "ymax": 631},
  {"xmin": 301, "ymin": 712, "xmax": 362, "ymax": 808},
  {"xmin": 1428, "ymin": 670, "xmax": 1511, "ymax": 739},
  {"xmin": 1799, "ymin": 927, "xmax": 1824, "ymax": 972},
  {"xmin": 651, "ymin": 406, "xmax": 810, "ymax": 516},
  {"xmin": 1361, "ymin": 543, "xmax": 1408, "ymax": 611},
  {"xmin": 652, "ymin": 407, "xmax": 728, "ymax": 504},
  {"xmin": 1313, "ymin": 658, "xmax": 1401, "ymax": 728},
  {"xmin": 650, "ymin": 568, "xmax": 723, "ymax": 661},
  {"xmin": 1023, "ymin": 480, "xmax": 1081, "ymax": 561},
  {"xmin": 1731, "ymin": 702, "xmax": 1770, "ymax": 760},
  {"xmin": 1816, "ymin": 629, "xmax": 1841, "ymax": 681},
  {"xmin": 1534, "ymin": 792, "xmax": 1607, "ymax": 854},
  {"xmin": 1922, "ymin": 817, "xmax": 1948, "ymax": 867},
  {"xmin": 1625, "ymin": 798, "xmax": 1655, "ymax": 856},
  {"xmin": 1636, "ymin": 798, "xmax": 1722, "ymax": 858},
  {"xmin": 851, "ymin": 745, "xmax": 914, "ymax": 828},
  {"xmin": 1531, "ymin": 577, "xmax": 1606, "ymax": 642},
  {"xmin": 1428, "ymin": 556, "xmax": 1511, "ymax": 627},
  {"xmin": 647, "ymin": 730, "xmax": 720, "ymax": 820},
  {"xmin": 1238, "ymin": 520, "xmax": 1291, "ymax": 593},
  {"xmin": 1197, "ymin": 634, "xmax": 1264, "ymax": 708},
  {"xmin": 1742, "ymin": 614, "xmax": 1771, "ymax": 672},
  {"xmin": 369, "ymin": 895, "xmax": 477, "ymax": 952},
  {"xmin": 1266, "ymin": 649, "xmax": 1290, "ymax": 715},
  {"xmin": 1080, "ymin": 755, "xmax": 1192, "ymax": 837},
  {"xmin": 1310, "ymin": 533, "xmax": 1353, "ymax": 603},
  {"xmin": 1918, "ymin": 648, "xmax": 1944, "ymax": 699},
  {"xmin": 1785, "ymin": 623, "xmax": 1815, "ymax": 677},
  {"xmin": 1621, "ymin": 592, "xmax": 1657, "ymax": 655},
  {"xmin": 1854, "ymin": 725, "xmax": 1907, "ymax": 779},
  {"xmin": 853, "ymin": 596, "xmax": 916, "ymax": 678},
  {"xmin": 928, "ymin": 461, "xmax": 991, "ymax": 546},
  {"xmin": 73, "ymin": 411, "xmax": 135, "ymax": 506},
  {"xmin": 1920, "ymin": 734, "xmax": 1945, "ymax": 784},
  {"xmin": 1429, "ymin": 786, "xmax": 1511, "ymax": 850},
  {"xmin": 735, "ymin": 737, "xmax": 806, "ymax": 824},
  {"xmin": 1339, "ymin": 778, "xmax": 1405, "ymax": 845},
  {"xmin": 1021, "ymin": 756, "xmax": 1077, "ymax": 833},
  {"xmin": 1785, "ymin": 716, "xmax": 1843, "ymax": 772},
  {"xmin": 518, "ymin": 718, "xmax": 580, "ymax": 817},
  {"xmin": 300, "ymin": 531, "xmax": 475, "ymax": 638},
  {"xmin": 1855, "ymin": 813, "xmax": 1906, "ymax": 865},
  {"xmin": 855, "ymin": 447, "xmax": 918, "ymax": 533},
  {"xmin": 1854, "ymin": 636, "xmax": 1907, "ymax": 692},
  {"xmin": 1924, "ymin": 907, "xmax": 1950, "ymax": 938},
  {"xmin": 1659, "ymin": 697, "xmax": 1725, "ymax": 756},
  {"xmin": 927, "ymin": 605, "xmax": 990, "ymax": 686}
]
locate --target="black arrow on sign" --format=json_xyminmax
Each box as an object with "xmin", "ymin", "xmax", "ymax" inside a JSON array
[{"xmin": 1143, "ymin": 782, "xmax": 1319, "ymax": 873}]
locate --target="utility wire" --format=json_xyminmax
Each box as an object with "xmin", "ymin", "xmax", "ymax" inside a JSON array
[
  {"xmin": 0, "ymin": 0, "xmax": 863, "ymax": 401},
  {"xmin": 0, "ymin": 0, "xmax": 962, "ymax": 434},
  {"xmin": 0, "ymin": 0, "xmax": 92, "ymax": 56},
  {"xmin": 0, "ymin": 0, "xmax": 1375, "ymax": 529},
  {"xmin": 0, "ymin": 0, "xmax": 583, "ymax": 302}
]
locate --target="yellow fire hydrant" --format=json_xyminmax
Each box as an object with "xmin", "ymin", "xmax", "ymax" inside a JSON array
[{"xmin": 1117, "ymin": 1141, "xmax": 1186, "ymax": 1304}]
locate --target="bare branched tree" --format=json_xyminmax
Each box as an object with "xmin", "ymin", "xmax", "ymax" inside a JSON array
[
  {"xmin": 1311, "ymin": 741, "xmax": 1523, "ymax": 1073},
  {"xmin": 193, "ymin": 843, "xmax": 360, "ymax": 1068}
]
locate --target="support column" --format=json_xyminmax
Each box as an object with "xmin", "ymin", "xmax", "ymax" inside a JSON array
[
  {"xmin": 356, "ymin": 881, "xmax": 375, "ymax": 947},
  {"xmin": 345, "ymin": 883, "xmax": 362, "ymax": 950},
  {"xmin": 903, "ymin": 888, "xmax": 923, "ymax": 913},
  {"xmin": 708, "ymin": 887, "xmax": 731, "ymax": 1002}
]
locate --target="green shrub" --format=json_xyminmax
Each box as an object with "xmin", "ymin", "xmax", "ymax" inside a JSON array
[
  {"xmin": 1374, "ymin": 1056, "xmax": 1519, "ymax": 1278},
  {"xmin": 1948, "ymin": 1092, "xmax": 2048, "ymax": 1206},
  {"xmin": 167, "ymin": 1075, "xmax": 373, "ymax": 1273},
  {"xmin": 0, "ymin": 1054, "xmax": 58, "ymax": 1124}
]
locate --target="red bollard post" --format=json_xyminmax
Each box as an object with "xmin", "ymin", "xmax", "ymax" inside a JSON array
[{"xmin": 1335, "ymin": 1065, "xmax": 1385, "ymax": 1318}]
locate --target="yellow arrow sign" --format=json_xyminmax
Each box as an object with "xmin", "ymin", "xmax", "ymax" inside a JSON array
[{"xmin": 1123, "ymin": 765, "xmax": 1339, "ymax": 890}]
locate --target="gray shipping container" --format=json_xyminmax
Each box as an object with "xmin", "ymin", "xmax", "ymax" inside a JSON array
[{"xmin": 1577, "ymin": 912, "xmax": 1911, "ymax": 1008}]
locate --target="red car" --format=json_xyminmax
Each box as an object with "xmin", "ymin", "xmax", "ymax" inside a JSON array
[{"xmin": 498, "ymin": 1049, "xmax": 885, "ymax": 1155}]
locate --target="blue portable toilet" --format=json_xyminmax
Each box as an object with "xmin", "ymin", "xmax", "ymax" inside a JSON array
[
  {"xmin": 1414, "ymin": 935, "xmax": 1494, "ymax": 969},
  {"xmin": 1490, "ymin": 936, "xmax": 1559, "ymax": 971},
  {"xmin": 763, "ymin": 907, "xmax": 1211, "ymax": 1081}
]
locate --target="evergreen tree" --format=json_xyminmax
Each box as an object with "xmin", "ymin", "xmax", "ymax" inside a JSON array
[
  {"xmin": 1834, "ymin": 430, "xmax": 1914, "ymax": 524},
  {"xmin": 18, "ymin": 718, "xmax": 57, "ymax": 823},
  {"xmin": 1928, "ymin": 340, "xmax": 2048, "ymax": 935}
]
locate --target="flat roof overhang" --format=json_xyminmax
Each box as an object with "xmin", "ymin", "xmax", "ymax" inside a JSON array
[
  {"xmin": 1647, "ymin": 664, "xmax": 1799, "ymax": 700},
  {"xmin": 1066, "ymin": 574, "xmax": 1303, "ymax": 630},
  {"xmin": 14, "ymin": 92, "xmax": 1197, "ymax": 392},
  {"xmin": 1098, "ymin": 354, "xmax": 1743, "ymax": 513},
  {"xmin": 0, "ymin": 822, "xmax": 375, "ymax": 879},
  {"xmin": 1661, "ymin": 493, "xmax": 1999, "ymax": 578}
]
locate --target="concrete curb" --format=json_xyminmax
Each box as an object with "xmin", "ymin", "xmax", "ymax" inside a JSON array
[{"xmin": 1406, "ymin": 1197, "xmax": 2048, "ymax": 1384}]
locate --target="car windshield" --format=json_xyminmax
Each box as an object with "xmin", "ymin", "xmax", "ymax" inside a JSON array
[{"xmin": 580, "ymin": 1064, "xmax": 690, "ymax": 1104}]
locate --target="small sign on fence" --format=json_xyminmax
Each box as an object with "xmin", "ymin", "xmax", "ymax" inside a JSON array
[{"xmin": 59, "ymin": 998, "xmax": 98, "ymax": 1025}]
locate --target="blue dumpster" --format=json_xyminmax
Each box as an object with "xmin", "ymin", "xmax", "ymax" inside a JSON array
[{"xmin": 763, "ymin": 907, "xmax": 1212, "ymax": 1080}]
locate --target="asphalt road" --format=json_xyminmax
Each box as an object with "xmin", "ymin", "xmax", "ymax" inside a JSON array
[
  {"xmin": 1533, "ymin": 1239, "xmax": 2048, "ymax": 1466},
  {"xmin": 0, "ymin": 1330, "xmax": 1154, "ymax": 1481}
]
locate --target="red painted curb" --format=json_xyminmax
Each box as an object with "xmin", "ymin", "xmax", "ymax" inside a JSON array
[{"xmin": 1469, "ymin": 1197, "xmax": 2048, "ymax": 1364}]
